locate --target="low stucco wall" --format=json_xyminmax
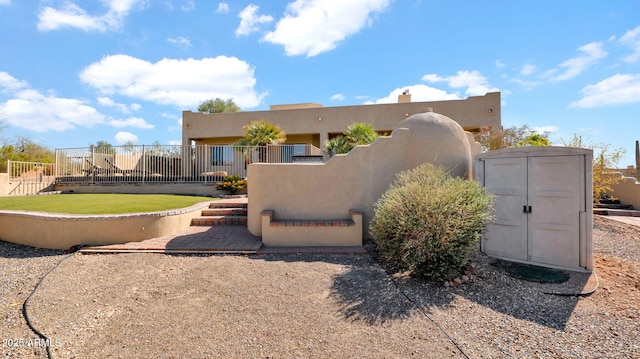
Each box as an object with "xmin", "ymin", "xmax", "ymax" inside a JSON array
[
  {"xmin": 0, "ymin": 173, "xmax": 9, "ymax": 196},
  {"xmin": 609, "ymin": 173, "xmax": 640, "ymax": 208},
  {"xmin": 0, "ymin": 202, "xmax": 211, "ymax": 250},
  {"xmin": 54, "ymin": 183, "xmax": 237, "ymax": 196},
  {"xmin": 247, "ymin": 112, "xmax": 478, "ymax": 241}
]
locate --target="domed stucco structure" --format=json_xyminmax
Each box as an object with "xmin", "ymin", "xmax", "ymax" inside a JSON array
[
  {"xmin": 247, "ymin": 110, "xmax": 480, "ymax": 243},
  {"xmin": 397, "ymin": 111, "xmax": 473, "ymax": 179}
]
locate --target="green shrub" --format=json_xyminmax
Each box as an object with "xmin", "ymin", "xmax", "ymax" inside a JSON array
[
  {"xmin": 216, "ymin": 175, "xmax": 247, "ymax": 195},
  {"xmin": 370, "ymin": 163, "xmax": 494, "ymax": 280}
]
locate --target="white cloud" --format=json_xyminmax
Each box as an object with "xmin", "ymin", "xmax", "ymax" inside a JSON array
[
  {"xmin": 37, "ymin": 0, "xmax": 145, "ymax": 32},
  {"xmin": 0, "ymin": 71, "xmax": 28, "ymax": 92},
  {"xmin": 370, "ymin": 84, "xmax": 459, "ymax": 104},
  {"xmin": 544, "ymin": 42, "xmax": 607, "ymax": 82},
  {"xmin": 422, "ymin": 70, "xmax": 499, "ymax": 96},
  {"xmin": 0, "ymin": 89, "xmax": 105, "ymax": 132},
  {"xmin": 79, "ymin": 54, "xmax": 266, "ymax": 109},
  {"xmin": 495, "ymin": 60, "xmax": 505, "ymax": 69},
  {"xmin": 109, "ymin": 117, "xmax": 154, "ymax": 129},
  {"xmin": 114, "ymin": 131, "xmax": 138, "ymax": 144},
  {"xmin": 509, "ymin": 78, "xmax": 542, "ymax": 91},
  {"xmin": 0, "ymin": 0, "xmax": 11, "ymax": 5},
  {"xmin": 330, "ymin": 93, "xmax": 345, "ymax": 101},
  {"xmin": 619, "ymin": 25, "xmax": 640, "ymax": 63},
  {"xmin": 570, "ymin": 73, "xmax": 640, "ymax": 108},
  {"xmin": 235, "ymin": 5, "xmax": 273, "ymax": 36},
  {"xmin": 520, "ymin": 64, "xmax": 536, "ymax": 76},
  {"xmin": 97, "ymin": 96, "xmax": 130, "ymax": 113},
  {"xmin": 216, "ymin": 2, "xmax": 229, "ymax": 14},
  {"xmin": 167, "ymin": 36, "xmax": 192, "ymax": 48},
  {"xmin": 531, "ymin": 125, "xmax": 558, "ymax": 135},
  {"xmin": 262, "ymin": 0, "xmax": 393, "ymax": 57}
]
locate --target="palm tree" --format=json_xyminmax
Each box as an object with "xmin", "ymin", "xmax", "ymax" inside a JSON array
[
  {"xmin": 324, "ymin": 136, "xmax": 354, "ymax": 156},
  {"xmin": 324, "ymin": 123, "xmax": 379, "ymax": 156},
  {"xmin": 344, "ymin": 123, "xmax": 379, "ymax": 145},
  {"xmin": 235, "ymin": 119, "xmax": 286, "ymax": 163}
]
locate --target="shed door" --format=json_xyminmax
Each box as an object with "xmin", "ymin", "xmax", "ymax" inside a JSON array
[
  {"xmin": 481, "ymin": 157, "xmax": 528, "ymax": 261},
  {"xmin": 527, "ymin": 156, "xmax": 583, "ymax": 267}
]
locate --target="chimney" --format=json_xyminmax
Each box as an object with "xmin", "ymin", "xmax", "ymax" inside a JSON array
[
  {"xmin": 398, "ymin": 89, "xmax": 411, "ymax": 103},
  {"xmin": 636, "ymin": 141, "xmax": 640, "ymax": 173}
]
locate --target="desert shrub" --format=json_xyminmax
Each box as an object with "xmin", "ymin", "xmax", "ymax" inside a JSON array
[
  {"xmin": 216, "ymin": 175, "xmax": 247, "ymax": 195},
  {"xmin": 370, "ymin": 163, "xmax": 494, "ymax": 280}
]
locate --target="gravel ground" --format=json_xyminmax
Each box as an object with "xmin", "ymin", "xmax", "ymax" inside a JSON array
[{"xmin": 1, "ymin": 215, "xmax": 638, "ymax": 358}]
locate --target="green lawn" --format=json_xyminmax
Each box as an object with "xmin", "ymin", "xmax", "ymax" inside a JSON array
[{"xmin": 0, "ymin": 194, "xmax": 215, "ymax": 214}]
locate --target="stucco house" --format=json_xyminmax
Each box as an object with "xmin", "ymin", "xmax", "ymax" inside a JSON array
[{"xmin": 182, "ymin": 92, "xmax": 502, "ymax": 151}]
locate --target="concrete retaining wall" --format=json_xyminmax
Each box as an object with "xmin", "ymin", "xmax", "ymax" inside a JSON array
[{"xmin": 0, "ymin": 202, "xmax": 211, "ymax": 250}]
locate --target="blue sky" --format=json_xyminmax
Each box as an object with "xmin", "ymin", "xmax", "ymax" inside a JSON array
[{"xmin": 1, "ymin": 1, "xmax": 639, "ymax": 166}]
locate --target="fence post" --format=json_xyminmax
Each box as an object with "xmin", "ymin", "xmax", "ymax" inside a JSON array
[{"xmin": 142, "ymin": 145, "xmax": 146, "ymax": 184}]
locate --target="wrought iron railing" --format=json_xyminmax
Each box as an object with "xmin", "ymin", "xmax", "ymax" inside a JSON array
[
  {"xmin": 53, "ymin": 144, "xmax": 322, "ymax": 184},
  {"xmin": 6, "ymin": 160, "xmax": 56, "ymax": 195}
]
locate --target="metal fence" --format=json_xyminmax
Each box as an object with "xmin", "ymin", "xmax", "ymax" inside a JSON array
[
  {"xmin": 6, "ymin": 160, "xmax": 56, "ymax": 195},
  {"xmin": 53, "ymin": 144, "xmax": 322, "ymax": 184}
]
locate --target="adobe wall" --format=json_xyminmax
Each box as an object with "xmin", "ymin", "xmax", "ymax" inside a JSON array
[
  {"xmin": 53, "ymin": 183, "xmax": 234, "ymax": 196},
  {"xmin": 608, "ymin": 173, "xmax": 640, "ymax": 208},
  {"xmin": 0, "ymin": 173, "xmax": 9, "ymax": 196},
  {"xmin": 247, "ymin": 112, "xmax": 479, "ymax": 241}
]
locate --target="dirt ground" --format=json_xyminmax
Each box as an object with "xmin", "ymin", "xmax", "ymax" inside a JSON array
[{"xmin": 1, "ymin": 215, "xmax": 638, "ymax": 358}]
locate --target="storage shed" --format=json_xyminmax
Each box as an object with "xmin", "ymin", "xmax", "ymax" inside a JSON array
[{"xmin": 475, "ymin": 147, "xmax": 593, "ymax": 271}]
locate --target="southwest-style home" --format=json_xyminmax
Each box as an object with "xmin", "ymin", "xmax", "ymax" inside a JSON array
[{"xmin": 182, "ymin": 92, "xmax": 502, "ymax": 152}]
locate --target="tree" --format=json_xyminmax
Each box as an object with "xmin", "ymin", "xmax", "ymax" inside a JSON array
[
  {"xmin": 560, "ymin": 134, "xmax": 626, "ymax": 202},
  {"xmin": 0, "ymin": 136, "xmax": 55, "ymax": 172},
  {"xmin": 234, "ymin": 119, "xmax": 286, "ymax": 162},
  {"xmin": 198, "ymin": 98, "xmax": 241, "ymax": 114},
  {"xmin": 517, "ymin": 133, "xmax": 550, "ymax": 147},
  {"xmin": 474, "ymin": 125, "xmax": 550, "ymax": 151},
  {"xmin": 324, "ymin": 123, "xmax": 379, "ymax": 156},
  {"xmin": 89, "ymin": 140, "xmax": 115, "ymax": 154}
]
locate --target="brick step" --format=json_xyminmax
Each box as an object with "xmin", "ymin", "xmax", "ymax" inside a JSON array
[
  {"xmin": 201, "ymin": 208, "xmax": 248, "ymax": 216},
  {"xmin": 191, "ymin": 216, "xmax": 247, "ymax": 226},
  {"xmin": 209, "ymin": 201, "xmax": 248, "ymax": 209}
]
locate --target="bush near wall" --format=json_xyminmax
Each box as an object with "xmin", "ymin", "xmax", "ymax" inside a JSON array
[{"xmin": 370, "ymin": 163, "xmax": 494, "ymax": 280}]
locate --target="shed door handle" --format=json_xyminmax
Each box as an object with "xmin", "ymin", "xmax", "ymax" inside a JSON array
[{"xmin": 523, "ymin": 205, "xmax": 532, "ymax": 213}]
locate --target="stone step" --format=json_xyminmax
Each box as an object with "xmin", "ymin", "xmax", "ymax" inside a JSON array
[
  {"xmin": 209, "ymin": 201, "xmax": 248, "ymax": 209},
  {"xmin": 191, "ymin": 216, "xmax": 247, "ymax": 226},
  {"xmin": 201, "ymin": 208, "xmax": 248, "ymax": 216},
  {"xmin": 593, "ymin": 203, "xmax": 634, "ymax": 210}
]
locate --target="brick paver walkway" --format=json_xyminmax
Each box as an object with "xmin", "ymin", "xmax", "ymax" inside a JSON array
[
  {"xmin": 80, "ymin": 196, "xmax": 366, "ymax": 255},
  {"xmin": 81, "ymin": 225, "xmax": 263, "ymax": 254}
]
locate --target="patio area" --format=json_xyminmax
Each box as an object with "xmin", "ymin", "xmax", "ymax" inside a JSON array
[{"xmin": 78, "ymin": 197, "xmax": 366, "ymax": 255}]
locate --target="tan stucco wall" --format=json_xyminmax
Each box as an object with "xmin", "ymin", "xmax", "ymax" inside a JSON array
[
  {"xmin": 0, "ymin": 173, "xmax": 9, "ymax": 196},
  {"xmin": 53, "ymin": 183, "xmax": 229, "ymax": 196},
  {"xmin": 184, "ymin": 92, "xmax": 501, "ymax": 148},
  {"xmin": 247, "ymin": 112, "xmax": 477, "ymax": 241},
  {"xmin": 261, "ymin": 210, "xmax": 363, "ymax": 246},
  {"xmin": 0, "ymin": 202, "xmax": 210, "ymax": 250},
  {"xmin": 608, "ymin": 173, "xmax": 640, "ymax": 208}
]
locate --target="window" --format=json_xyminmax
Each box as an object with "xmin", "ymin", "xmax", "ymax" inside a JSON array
[
  {"xmin": 211, "ymin": 146, "xmax": 234, "ymax": 165},
  {"xmin": 281, "ymin": 144, "xmax": 307, "ymax": 162}
]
